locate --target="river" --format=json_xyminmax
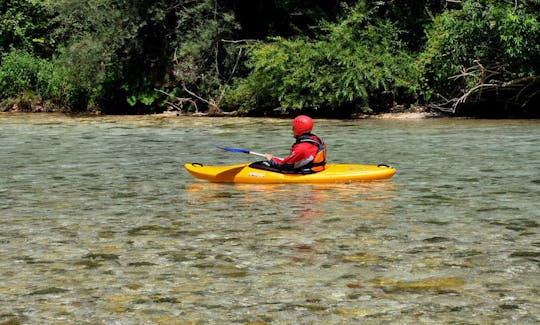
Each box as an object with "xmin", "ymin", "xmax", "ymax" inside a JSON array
[{"xmin": 0, "ymin": 113, "xmax": 538, "ymax": 324}]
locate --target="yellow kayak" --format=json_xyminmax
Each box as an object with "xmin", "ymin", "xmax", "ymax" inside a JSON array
[{"xmin": 184, "ymin": 163, "xmax": 396, "ymax": 184}]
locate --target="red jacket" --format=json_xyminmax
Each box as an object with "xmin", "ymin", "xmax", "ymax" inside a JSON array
[{"xmin": 270, "ymin": 133, "xmax": 327, "ymax": 172}]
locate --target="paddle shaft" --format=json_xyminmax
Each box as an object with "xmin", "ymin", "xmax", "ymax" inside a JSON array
[
  {"xmin": 214, "ymin": 145, "xmax": 281, "ymax": 160},
  {"xmin": 247, "ymin": 151, "xmax": 266, "ymax": 158}
]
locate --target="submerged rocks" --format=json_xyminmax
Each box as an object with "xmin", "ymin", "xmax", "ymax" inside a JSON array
[
  {"xmin": 29, "ymin": 287, "xmax": 69, "ymax": 295},
  {"xmin": 371, "ymin": 277, "xmax": 466, "ymax": 293}
]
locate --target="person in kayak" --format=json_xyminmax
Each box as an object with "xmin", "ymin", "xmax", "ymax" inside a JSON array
[{"xmin": 251, "ymin": 115, "xmax": 327, "ymax": 174}]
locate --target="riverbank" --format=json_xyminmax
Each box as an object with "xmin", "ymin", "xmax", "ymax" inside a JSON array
[
  {"xmin": 115, "ymin": 106, "xmax": 447, "ymax": 119},
  {"xmin": 2, "ymin": 98, "xmax": 535, "ymax": 119},
  {"xmin": 354, "ymin": 111, "xmax": 445, "ymax": 119},
  {"xmin": 0, "ymin": 98, "xmax": 442, "ymax": 119},
  {"xmin": 2, "ymin": 109, "xmax": 445, "ymax": 120}
]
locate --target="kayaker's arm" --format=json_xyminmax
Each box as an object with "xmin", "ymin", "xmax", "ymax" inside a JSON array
[{"xmin": 267, "ymin": 150, "xmax": 301, "ymax": 168}]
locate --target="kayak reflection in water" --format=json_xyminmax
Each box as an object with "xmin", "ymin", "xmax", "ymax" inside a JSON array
[{"xmin": 250, "ymin": 115, "xmax": 327, "ymax": 175}]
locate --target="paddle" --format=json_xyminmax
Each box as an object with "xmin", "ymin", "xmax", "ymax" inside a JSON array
[{"xmin": 214, "ymin": 145, "xmax": 266, "ymax": 158}]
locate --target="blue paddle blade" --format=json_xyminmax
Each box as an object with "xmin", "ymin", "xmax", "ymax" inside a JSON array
[{"xmin": 214, "ymin": 145, "xmax": 250, "ymax": 154}]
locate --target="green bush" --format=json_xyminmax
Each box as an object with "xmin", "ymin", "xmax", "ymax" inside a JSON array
[
  {"xmin": 419, "ymin": 0, "xmax": 540, "ymax": 110},
  {"xmin": 0, "ymin": 50, "xmax": 42, "ymax": 98},
  {"xmin": 0, "ymin": 48, "xmax": 103, "ymax": 112},
  {"xmin": 223, "ymin": 6, "xmax": 420, "ymax": 114}
]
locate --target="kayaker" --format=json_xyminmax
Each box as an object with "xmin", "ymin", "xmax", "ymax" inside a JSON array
[{"xmin": 251, "ymin": 115, "xmax": 327, "ymax": 174}]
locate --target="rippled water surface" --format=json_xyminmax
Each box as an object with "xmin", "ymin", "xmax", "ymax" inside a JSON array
[{"xmin": 1, "ymin": 113, "xmax": 539, "ymax": 324}]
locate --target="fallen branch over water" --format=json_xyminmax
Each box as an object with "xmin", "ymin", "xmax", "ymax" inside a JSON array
[{"xmin": 430, "ymin": 65, "xmax": 539, "ymax": 116}]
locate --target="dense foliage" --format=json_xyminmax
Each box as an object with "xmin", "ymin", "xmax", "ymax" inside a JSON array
[
  {"xmin": 223, "ymin": 6, "xmax": 420, "ymax": 115},
  {"xmin": 420, "ymin": 0, "xmax": 540, "ymax": 116},
  {"xmin": 0, "ymin": 0, "xmax": 538, "ymax": 117}
]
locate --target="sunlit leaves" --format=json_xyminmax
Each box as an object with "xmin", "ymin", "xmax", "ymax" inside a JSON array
[
  {"xmin": 420, "ymin": 0, "xmax": 539, "ymax": 109},
  {"xmin": 225, "ymin": 5, "xmax": 419, "ymax": 113}
]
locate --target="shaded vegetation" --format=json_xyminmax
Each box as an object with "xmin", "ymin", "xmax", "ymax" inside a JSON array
[
  {"xmin": 223, "ymin": 4, "xmax": 421, "ymax": 115},
  {"xmin": 419, "ymin": 0, "xmax": 540, "ymax": 117},
  {"xmin": 0, "ymin": 0, "xmax": 538, "ymax": 117}
]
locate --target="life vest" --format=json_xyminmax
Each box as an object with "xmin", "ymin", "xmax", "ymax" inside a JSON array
[{"xmin": 295, "ymin": 133, "xmax": 327, "ymax": 172}]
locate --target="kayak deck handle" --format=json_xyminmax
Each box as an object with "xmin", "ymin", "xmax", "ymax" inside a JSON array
[{"xmin": 191, "ymin": 162, "xmax": 204, "ymax": 167}]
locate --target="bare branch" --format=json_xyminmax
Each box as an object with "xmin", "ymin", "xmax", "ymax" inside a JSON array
[
  {"xmin": 154, "ymin": 88, "xmax": 175, "ymax": 98},
  {"xmin": 154, "ymin": 88, "xmax": 198, "ymax": 112},
  {"xmin": 448, "ymin": 60, "xmax": 501, "ymax": 82},
  {"xmin": 217, "ymin": 47, "xmax": 244, "ymax": 102},
  {"xmin": 220, "ymin": 39, "xmax": 258, "ymax": 44},
  {"xmin": 182, "ymin": 84, "xmax": 210, "ymax": 105}
]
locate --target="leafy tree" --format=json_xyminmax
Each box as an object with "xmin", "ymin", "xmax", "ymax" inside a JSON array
[
  {"xmin": 104, "ymin": 0, "xmax": 182, "ymax": 113},
  {"xmin": 43, "ymin": 0, "xmax": 180, "ymax": 112},
  {"xmin": 41, "ymin": 0, "xmax": 125, "ymax": 110},
  {"xmin": 420, "ymin": 0, "xmax": 539, "ymax": 116},
  {"xmin": 224, "ymin": 4, "xmax": 420, "ymax": 115},
  {"xmin": 229, "ymin": 0, "xmax": 357, "ymax": 38},
  {"xmin": 360, "ymin": 0, "xmax": 450, "ymax": 52},
  {"xmin": 0, "ymin": 0, "xmax": 55, "ymax": 56},
  {"xmin": 156, "ymin": 0, "xmax": 240, "ymax": 112}
]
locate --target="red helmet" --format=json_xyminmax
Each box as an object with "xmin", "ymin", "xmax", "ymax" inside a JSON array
[{"xmin": 292, "ymin": 115, "xmax": 313, "ymax": 136}]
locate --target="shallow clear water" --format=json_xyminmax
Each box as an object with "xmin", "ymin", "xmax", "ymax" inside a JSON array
[{"xmin": 0, "ymin": 114, "xmax": 539, "ymax": 324}]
